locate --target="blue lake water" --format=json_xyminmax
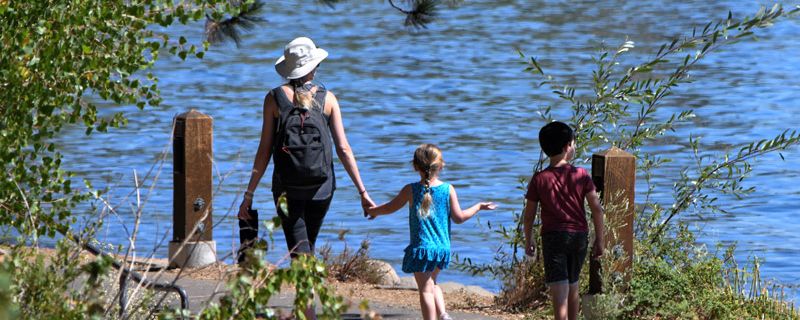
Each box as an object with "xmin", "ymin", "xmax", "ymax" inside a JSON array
[{"xmin": 56, "ymin": 0, "xmax": 799, "ymax": 304}]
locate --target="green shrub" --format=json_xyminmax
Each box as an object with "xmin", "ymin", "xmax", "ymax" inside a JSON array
[
  {"xmin": 1, "ymin": 239, "xmax": 123, "ymax": 320},
  {"xmin": 176, "ymin": 249, "xmax": 348, "ymax": 320}
]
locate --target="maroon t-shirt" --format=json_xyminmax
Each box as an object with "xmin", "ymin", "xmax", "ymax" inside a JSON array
[{"xmin": 525, "ymin": 164, "xmax": 596, "ymax": 233}]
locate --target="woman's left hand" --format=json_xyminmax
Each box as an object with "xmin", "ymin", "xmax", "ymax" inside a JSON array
[{"xmin": 360, "ymin": 192, "xmax": 375, "ymax": 217}]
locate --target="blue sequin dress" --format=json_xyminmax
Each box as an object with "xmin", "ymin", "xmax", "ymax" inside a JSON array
[{"xmin": 402, "ymin": 182, "xmax": 452, "ymax": 273}]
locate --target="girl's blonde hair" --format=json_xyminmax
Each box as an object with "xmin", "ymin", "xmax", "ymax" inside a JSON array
[{"xmin": 412, "ymin": 144, "xmax": 444, "ymax": 218}]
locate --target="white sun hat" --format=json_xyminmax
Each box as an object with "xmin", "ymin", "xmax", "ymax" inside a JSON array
[{"xmin": 274, "ymin": 37, "xmax": 329, "ymax": 80}]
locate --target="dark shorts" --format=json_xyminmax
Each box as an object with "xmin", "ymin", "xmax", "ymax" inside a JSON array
[
  {"xmin": 274, "ymin": 193, "xmax": 333, "ymax": 258},
  {"xmin": 541, "ymin": 231, "xmax": 588, "ymax": 285}
]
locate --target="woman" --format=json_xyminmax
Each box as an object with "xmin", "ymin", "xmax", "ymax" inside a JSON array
[{"xmin": 238, "ymin": 37, "xmax": 375, "ymax": 262}]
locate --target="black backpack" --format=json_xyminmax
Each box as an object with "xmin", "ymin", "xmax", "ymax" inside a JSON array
[{"xmin": 272, "ymin": 86, "xmax": 333, "ymax": 191}]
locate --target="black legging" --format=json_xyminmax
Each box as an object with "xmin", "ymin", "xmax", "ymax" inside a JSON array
[{"xmin": 274, "ymin": 193, "xmax": 332, "ymax": 257}]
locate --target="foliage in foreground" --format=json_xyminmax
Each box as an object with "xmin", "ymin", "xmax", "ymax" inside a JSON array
[
  {"xmin": 1, "ymin": 238, "xmax": 125, "ymax": 319},
  {"xmin": 176, "ymin": 252, "xmax": 347, "ymax": 319},
  {"xmin": 0, "ymin": 220, "xmax": 349, "ymax": 319},
  {"xmin": 174, "ymin": 217, "xmax": 349, "ymax": 320},
  {"xmin": 457, "ymin": 4, "xmax": 800, "ymax": 319}
]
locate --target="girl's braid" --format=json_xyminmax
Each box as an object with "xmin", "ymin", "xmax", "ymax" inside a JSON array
[{"xmin": 424, "ymin": 167, "xmax": 432, "ymax": 194}]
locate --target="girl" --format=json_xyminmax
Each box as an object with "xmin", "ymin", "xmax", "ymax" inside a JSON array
[{"xmin": 366, "ymin": 144, "xmax": 497, "ymax": 320}]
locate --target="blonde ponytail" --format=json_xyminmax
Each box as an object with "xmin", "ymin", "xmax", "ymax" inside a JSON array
[
  {"xmin": 289, "ymin": 77, "xmax": 327, "ymax": 112},
  {"xmin": 292, "ymin": 81, "xmax": 314, "ymax": 110}
]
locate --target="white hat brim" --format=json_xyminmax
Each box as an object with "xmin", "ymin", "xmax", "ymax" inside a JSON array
[{"xmin": 275, "ymin": 48, "xmax": 328, "ymax": 80}]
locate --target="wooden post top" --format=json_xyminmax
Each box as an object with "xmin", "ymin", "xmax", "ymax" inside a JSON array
[
  {"xmin": 593, "ymin": 146, "xmax": 634, "ymax": 158},
  {"xmin": 176, "ymin": 109, "xmax": 213, "ymax": 120}
]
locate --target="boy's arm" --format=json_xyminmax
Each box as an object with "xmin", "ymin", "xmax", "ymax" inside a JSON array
[
  {"xmin": 523, "ymin": 199, "xmax": 539, "ymax": 257},
  {"xmin": 366, "ymin": 184, "xmax": 411, "ymax": 218},
  {"xmin": 449, "ymin": 185, "xmax": 496, "ymax": 224},
  {"xmin": 586, "ymin": 190, "xmax": 604, "ymax": 257}
]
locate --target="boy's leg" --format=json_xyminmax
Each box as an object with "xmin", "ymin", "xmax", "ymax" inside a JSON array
[
  {"xmin": 431, "ymin": 268, "xmax": 448, "ymax": 318},
  {"xmin": 542, "ymin": 232, "xmax": 571, "ymax": 320},
  {"xmin": 549, "ymin": 282, "xmax": 570, "ymax": 320},
  {"xmin": 568, "ymin": 282, "xmax": 580, "ymax": 320},
  {"xmin": 414, "ymin": 272, "xmax": 437, "ymax": 320},
  {"xmin": 566, "ymin": 232, "xmax": 588, "ymax": 320}
]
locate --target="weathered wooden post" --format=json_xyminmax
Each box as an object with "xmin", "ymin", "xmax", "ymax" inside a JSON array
[
  {"xmin": 168, "ymin": 109, "xmax": 217, "ymax": 268},
  {"xmin": 589, "ymin": 147, "xmax": 635, "ymax": 294}
]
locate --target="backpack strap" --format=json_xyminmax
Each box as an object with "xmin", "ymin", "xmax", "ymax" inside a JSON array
[
  {"xmin": 271, "ymin": 88, "xmax": 293, "ymax": 152},
  {"xmin": 271, "ymin": 87, "xmax": 295, "ymax": 114}
]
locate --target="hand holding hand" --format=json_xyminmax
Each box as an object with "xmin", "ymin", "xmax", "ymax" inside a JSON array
[
  {"xmin": 360, "ymin": 191, "xmax": 375, "ymax": 217},
  {"xmin": 366, "ymin": 206, "xmax": 378, "ymax": 220}
]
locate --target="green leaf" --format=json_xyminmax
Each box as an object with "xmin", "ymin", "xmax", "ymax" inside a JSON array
[{"xmin": 278, "ymin": 192, "xmax": 289, "ymax": 214}]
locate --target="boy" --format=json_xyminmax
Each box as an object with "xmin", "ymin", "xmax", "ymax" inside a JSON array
[{"xmin": 523, "ymin": 121, "xmax": 604, "ymax": 320}]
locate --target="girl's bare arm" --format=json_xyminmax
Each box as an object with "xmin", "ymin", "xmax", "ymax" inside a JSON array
[
  {"xmin": 367, "ymin": 184, "xmax": 411, "ymax": 218},
  {"xmin": 449, "ymin": 185, "xmax": 496, "ymax": 224}
]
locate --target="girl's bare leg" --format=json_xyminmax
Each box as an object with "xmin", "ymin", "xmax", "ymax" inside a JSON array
[
  {"xmin": 432, "ymin": 268, "xmax": 448, "ymax": 318},
  {"xmin": 414, "ymin": 272, "xmax": 437, "ymax": 320}
]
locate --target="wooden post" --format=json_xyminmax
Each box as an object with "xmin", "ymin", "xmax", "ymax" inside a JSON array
[
  {"xmin": 173, "ymin": 109, "xmax": 213, "ymax": 241},
  {"xmin": 169, "ymin": 109, "xmax": 216, "ymax": 268},
  {"xmin": 589, "ymin": 147, "xmax": 635, "ymax": 294}
]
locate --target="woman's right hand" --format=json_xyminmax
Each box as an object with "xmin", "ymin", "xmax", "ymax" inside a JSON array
[
  {"xmin": 365, "ymin": 206, "xmax": 378, "ymax": 220},
  {"xmin": 360, "ymin": 191, "xmax": 375, "ymax": 217},
  {"xmin": 238, "ymin": 197, "xmax": 253, "ymax": 220}
]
